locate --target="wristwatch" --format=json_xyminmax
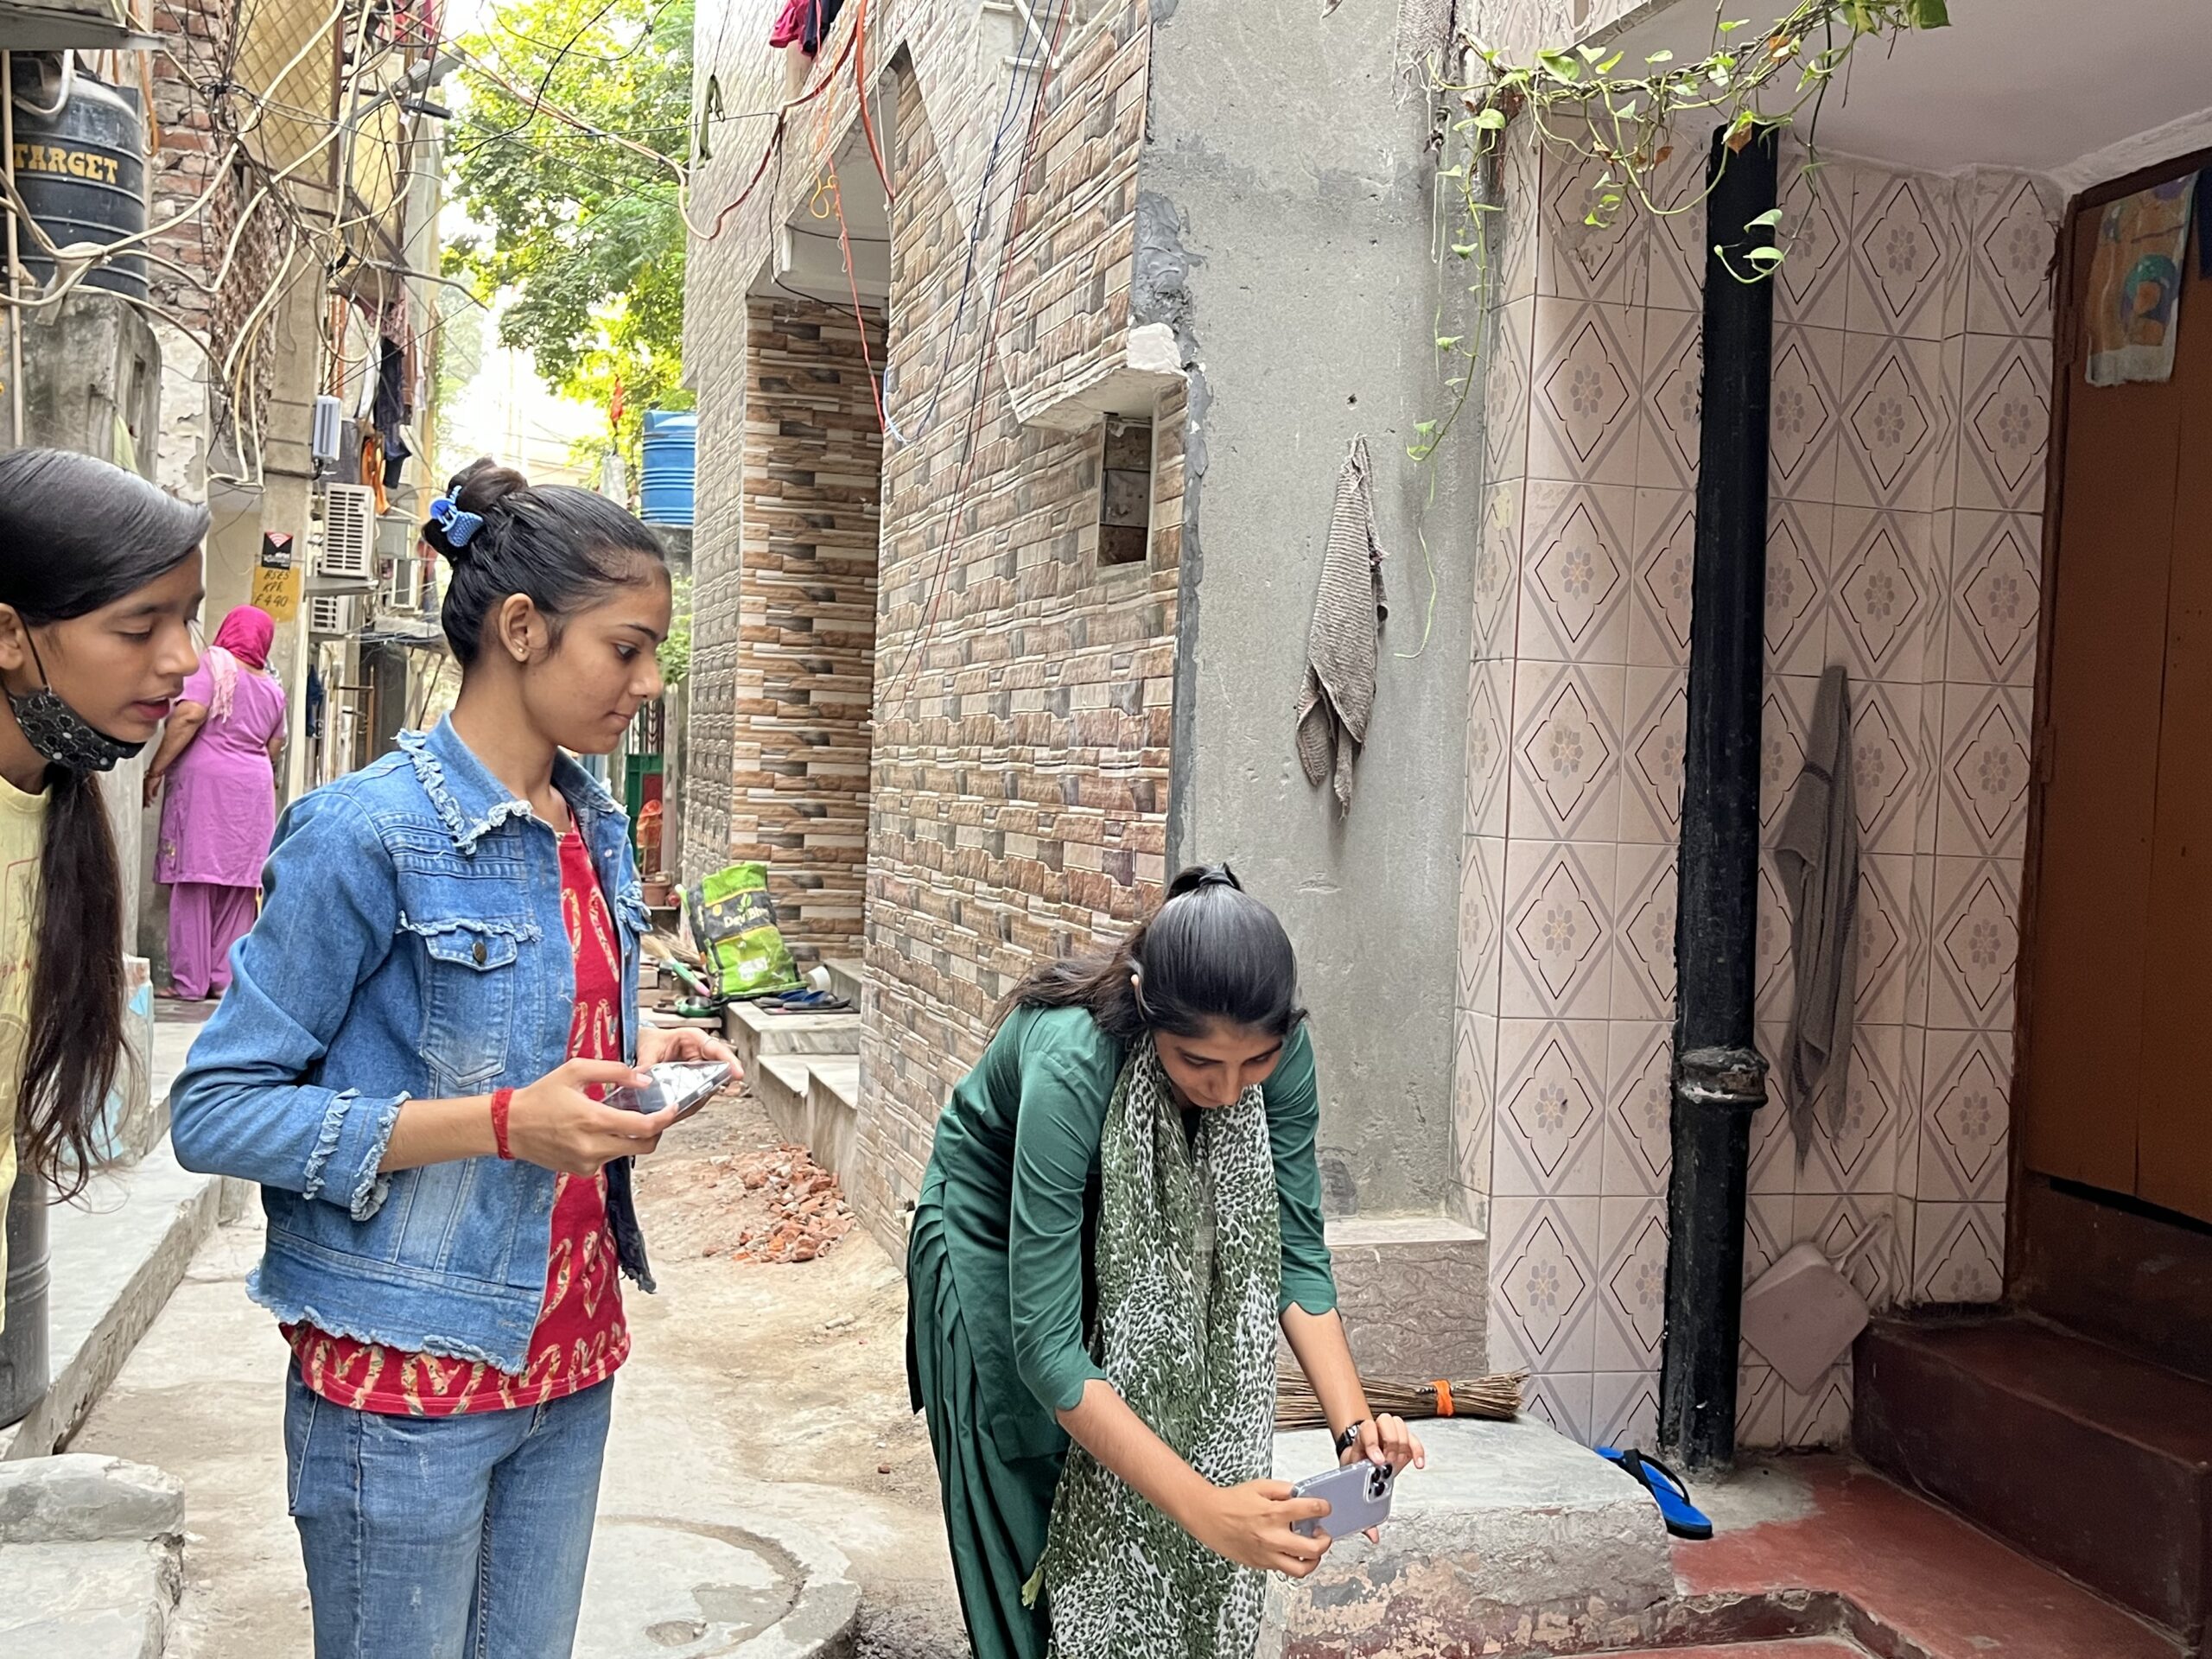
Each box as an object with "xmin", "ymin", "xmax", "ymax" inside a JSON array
[{"xmin": 1335, "ymin": 1420, "xmax": 1370, "ymax": 1456}]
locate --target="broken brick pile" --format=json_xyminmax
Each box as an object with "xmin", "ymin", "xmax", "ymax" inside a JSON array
[{"xmin": 702, "ymin": 1142, "xmax": 858, "ymax": 1264}]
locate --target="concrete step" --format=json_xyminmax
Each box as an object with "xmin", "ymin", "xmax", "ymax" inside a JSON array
[
  {"xmin": 1, "ymin": 1146, "xmax": 244, "ymax": 1461},
  {"xmin": 723, "ymin": 1000, "xmax": 860, "ymax": 1081},
  {"xmin": 1320, "ymin": 1213, "xmax": 1489, "ymax": 1383},
  {"xmin": 1854, "ymin": 1314, "xmax": 2212, "ymax": 1645},
  {"xmin": 1259, "ymin": 1416, "xmax": 1672, "ymax": 1657},
  {"xmin": 804, "ymin": 1058, "xmax": 861, "ymax": 1179},
  {"xmin": 753, "ymin": 1056, "xmax": 815, "ymax": 1136},
  {"xmin": 822, "ymin": 957, "xmax": 866, "ymax": 1007},
  {"xmin": 0, "ymin": 1453, "xmax": 186, "ymax": 1659}
]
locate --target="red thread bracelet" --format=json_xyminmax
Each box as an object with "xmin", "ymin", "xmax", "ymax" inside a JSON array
[{"xmin": 491, "ymin": 1088, "xmax": 515, "ymax": 1160}]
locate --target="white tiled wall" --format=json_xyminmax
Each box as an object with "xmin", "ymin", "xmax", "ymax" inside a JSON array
[{"xmin": 1459, "ymin": 129, "xmax": 2062, "ymax": 1450}]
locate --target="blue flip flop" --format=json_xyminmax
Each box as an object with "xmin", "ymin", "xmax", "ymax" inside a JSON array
[{"xmin": 1596, "ymin": 1446, "xmax": 1713, "ymax": 1540}]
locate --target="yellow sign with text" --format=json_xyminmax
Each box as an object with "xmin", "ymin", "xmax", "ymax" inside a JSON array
[{"xmin": 252, "ymin": 532, "xmax": 300, "ymax": 623}]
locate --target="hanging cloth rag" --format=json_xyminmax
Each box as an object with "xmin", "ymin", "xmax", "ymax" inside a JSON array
[
  {"xmin": 769, "ymin": 0, "xmax": 847, "ymax": 53},
  {"xmin": 2086, "ymin": 174, "xmax": 2196, "ymax": 387},
  {"xmin": 1295, "ymin": 435, "xmax": 1388, "ymax": 811},
  {"xmin": 1024, "ymin": 1042, "xmax": 1281, "ymax": 1659},
  {"xmin": 1773, "ymin": 664, "xmax": 1860, "ymax": 1164}
]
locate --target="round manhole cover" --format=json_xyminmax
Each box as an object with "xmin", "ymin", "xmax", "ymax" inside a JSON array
[{"xmin": 577, "ymin": 1516, "xmax": 804, "ymax": 1656}]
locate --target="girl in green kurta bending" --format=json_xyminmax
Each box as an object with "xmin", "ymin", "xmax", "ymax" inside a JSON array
[{"xmin": 906, "ymin": 865, "xmax": 1426, "ymax": 1659}]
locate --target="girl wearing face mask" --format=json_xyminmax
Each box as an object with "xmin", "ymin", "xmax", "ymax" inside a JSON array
[
  {"xmin": 906, "ymin": 866, "xmax": 1425, "ymax": 1659},
  {"xmin": 170, "ymin": 460, "xmax": 734, "ymax": 1658},
  {"xmin": 0, "ymin": 448, "xmax": 207, "ymax": 1344}
]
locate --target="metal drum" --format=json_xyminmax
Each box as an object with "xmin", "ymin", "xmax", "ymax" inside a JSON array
[
  {"xmin": 6, "ymin": 55, "xmax": 149, "ymax": 302},
  {"xmin": 0, "ymin": 1165, "xmax": 51, "ymax": 1428}
]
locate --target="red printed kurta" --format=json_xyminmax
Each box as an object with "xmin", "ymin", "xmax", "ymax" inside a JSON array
[{"xmin": 287, "ymin": 829, "xmax": 630, "ymax": 1414}]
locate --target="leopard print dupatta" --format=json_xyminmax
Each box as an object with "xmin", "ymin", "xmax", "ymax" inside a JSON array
[{"xmin": 1027, "ymin": 1040, "xmax": 1282, "ymax": 1658}]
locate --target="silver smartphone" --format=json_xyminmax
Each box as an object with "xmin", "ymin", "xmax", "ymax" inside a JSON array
[
  {"xmin": 1287, "ymin": 1459, "xmax": 1395, "ymax": 1540},
  {"xmin": 603, "ymin": 1060, "xmax": 733, "ymax": 1123}
]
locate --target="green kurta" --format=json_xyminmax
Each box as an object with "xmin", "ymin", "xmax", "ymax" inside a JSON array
[{"xmin": 906, "ymin": 1005, "xmax": 1338, "ymax": 1659}]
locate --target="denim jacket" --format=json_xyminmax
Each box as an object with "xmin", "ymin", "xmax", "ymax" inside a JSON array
[{"xmin": 169, "ymin": 716, "xmax": 656, "ymax": 1373}]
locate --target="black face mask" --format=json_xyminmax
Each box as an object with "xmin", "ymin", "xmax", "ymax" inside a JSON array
[{"xmin": 4, "ymin": 636, "xmax": 145, "ymax": 772}]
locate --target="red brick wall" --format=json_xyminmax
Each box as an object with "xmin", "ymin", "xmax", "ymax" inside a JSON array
[{"xmin": 731, "ymin": 297, "xmax": 887, "ymax": 960}]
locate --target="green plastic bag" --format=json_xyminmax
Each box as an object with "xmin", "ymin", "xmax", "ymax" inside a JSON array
[{"xmin": 690, "ymin": 862, "xmax": 802, "ymax": 998}]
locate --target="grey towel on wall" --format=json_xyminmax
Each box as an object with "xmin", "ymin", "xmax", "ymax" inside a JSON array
[
  {"xmin": 1773, "ymin": 664, "xmax": 1860, "ymax": 1164},
  {"xmin": 1296, "ymin": 436, "xmax": 1388, "ymax": 811}
]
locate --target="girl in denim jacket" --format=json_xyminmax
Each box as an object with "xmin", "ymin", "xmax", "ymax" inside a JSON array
[{"xmin": 172, "ymin": 460, "xmax": 734, "ymax": 1658}]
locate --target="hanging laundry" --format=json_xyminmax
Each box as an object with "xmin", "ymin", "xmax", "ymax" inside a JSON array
[
  {"xmin": 2086, "ymin": 174, "xmax": 2196, "ymax": 387},
  {"xmin": 1295, "ymin": 436, "xmax": 1388, "ymax": 812},
  {"xmin": 1773, "ymin": 664, "xmax": 1859, "ymax": 1166},
  {"xmin": 769, "ymin": 0, "xmax": 848, "ymax": 55}
]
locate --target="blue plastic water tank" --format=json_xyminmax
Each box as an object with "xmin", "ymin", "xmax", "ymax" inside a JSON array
[{"xmin": 638, "ymin": 410, "xmax": 697, "ymax": 526}]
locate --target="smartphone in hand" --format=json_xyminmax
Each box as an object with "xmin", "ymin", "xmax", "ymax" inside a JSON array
[
  {"xmin": 603, "ymin": 1061, "xmax": 733, "ymax": 1123},
  {"xmin": 1287, "ymin": 1459, "xmax": 1395, "ymax": 1540}
]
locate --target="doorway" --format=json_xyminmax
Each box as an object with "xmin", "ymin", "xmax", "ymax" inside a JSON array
[{"xmin": 2018, "ymin": 156, "xmax": 2212, "ymax": 1333}]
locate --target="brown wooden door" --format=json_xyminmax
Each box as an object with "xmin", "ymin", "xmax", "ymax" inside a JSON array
[{"xmin": 2024, "ymin": 196, "xmax": 2212, "ymax": 1223}]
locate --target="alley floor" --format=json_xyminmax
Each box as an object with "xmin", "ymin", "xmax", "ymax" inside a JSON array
[{"xmin": 70, "ymin": 1082, "xmax": 969, "ymax": 1658}]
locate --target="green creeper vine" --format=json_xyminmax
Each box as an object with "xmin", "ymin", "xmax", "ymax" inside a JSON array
[{"xmin": 1410, "ymin": 0, "xmax": 1954, "ymax": 467}]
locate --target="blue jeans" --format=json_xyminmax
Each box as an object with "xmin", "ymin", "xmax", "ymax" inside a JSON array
[{"xmin": 283, "ymin": 1367, "xmax": 613, "ymax": 1658}]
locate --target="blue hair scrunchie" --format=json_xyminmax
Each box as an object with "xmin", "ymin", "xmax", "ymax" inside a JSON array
[{"xmin": 427, "ymin": 495, "xmax": 484, "ymax": 550}]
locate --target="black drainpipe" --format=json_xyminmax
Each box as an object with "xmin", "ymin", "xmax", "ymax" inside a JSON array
[{"xmin": 1658, "ymin": 127, "xmax": 1778, "ymax": 1472}]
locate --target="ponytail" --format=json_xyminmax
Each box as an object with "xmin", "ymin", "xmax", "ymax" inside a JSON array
[{"xmin": 1001, "ymin": 864, "xmax": 1305, "ymax": 1043}]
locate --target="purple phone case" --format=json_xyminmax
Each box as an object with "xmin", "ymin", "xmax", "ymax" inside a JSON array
[{"xmin": 1288, "ymin": 1459, "xmax": 1395, "ymax": 1539}]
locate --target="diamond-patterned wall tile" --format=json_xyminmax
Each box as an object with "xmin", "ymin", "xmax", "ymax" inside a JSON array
[
  {"xmin": 1529, "ymin": 300, "xmax": 1646, "ymax": 488},
  {"xmin": 1497, "ymin": 1020, "xmax": 1610, "ymax": 1196},
  {"xmin": 1766, "ymin": 499, "xmax": 1834, "ymax": 677},
  {"xmin": 1945, "ymin": 511, "xmax": 2042, "ymax": 688},
  {"xmin": 1458, "ymin": 831, "xmax": 1508, "ymax": 1012},
  {"xmin": 1774, "ymin": 148, "xmax": 1853, "ymax": 330},
  {"xmin": 1838, "ymin": 333, "xmax": 1948, "ymax": 512},
  {"xmin": 1630, "ymin": 487, "xmax": 1696, "ymax": 670},
  {"xmin": 1474, "ymin": 480, "xmax": 1526, "ymax": 664},
  {"xmin": 1611, "ymin": 841, "xmax": 1678, "ymax": 1019},
  {"xmin": 1605, "ymin": 1020, "xmax": 1674, "ymax": 1196},
  {"xmin": 1782, "ymin": 1363, "xmax": 1857, "ymax": 1450},
  {"xmin": 1643, "ymin": 130, "xmax": 1710, "ymax": 315},
  {"xmin": 1535, "ymin": 143, "xmax": 1649, "ymax": 308},
  {"xmin": 1490, "ymin": 1195, "xmax": 1603, "ymax": 1373},
  {"xmin": 1638, "ymin": 308, "xmax": 1702, "ymax": 489},
  {"xmin": 1521, "ymin": 1370, "xmax": 1599, "ymax": 1446},
  {"xmin": 1920, "ymin": 1028, "xmax": 2012, "ymax": 1204},
  {"xmin": 1452, "ymin": 1009, "xmax": 1498, "ymax": 1215},
  {"xmin": 1913, "ymin": 1200, "xmax": 2005, "ymax": 1304},
  {"xmin": 1937, "ymin": 683, "xmax": 2032, "ymax": 858},
  {"xmin": 1492, "ymin": 128, "xmax": 1542, "ymax": 308},
  {"xmin": 1738, "ymin": 1356, "xmax": 1789, "ymax": 1448},
  {"xmin": 1483, "ymin": 297, "xmax": 1536, "ymax": 489},
  {"xmin": 1966, "ymin": 169, "xmax": 2061, "ymax": 338},
  {"xmin": 1755, "ymin": 857, "xmax": 1796, "ymax": 1027},
  {"xmin": 1619, "ymin": 667, "xmax": 1688, "ymax": 845},
  {"xmin": 1848, "ymin": 168, "xmax": 1955, "ymax": 342},
  {"xmin": 1518, "ymin": 480, "xmax": 1637, "ymax": 664},
  {"xmin": 1759, "ymin": 674, "xmax": 1817, "ymax": 838},
  {"xmin": 1592, "ymin": 1370, "xmax": 1662, "ymax": 1454},
  {"xmin": 1856, "ymin": 853, "xmax": 1914, "ymax": 1027},
  {"xmin": 1794, "ymin": 1192, "xmax": 1898, "ymax": 1306},
  {"xmin": 1957, "ymin": 332, "xmax": 2053, "ymax": 513},
  {"xmin": 1503, "ymin": 839, "xmax": 1618, "ymax": 1021},
  {"xmin": 1793, "ymin": 1023, "xmax": 1905, "ymax": 1198},
  {"xmin": 1850, "ymin": 679, "xmax": 1925, "ymax": 857},
  {"xmin": 1828, "ymin": 508, "xmax": 1935, "ymax": 683},
  {"xmin": 1929, "ymin": 854, "xmax": 2022, "ymax": 1032},
  {"xmin": 1465, "ymin": 659, "xmax": 1515, "ymax": 838},
  {"xmin": 1770, "ymin": 324, "xmax": 1846, "ymax": 505},
  {"xmin": 1511, "ymin": 660, "xmax": 1625, "ymax": 839},
  {"xmin": 1597, "ymin": 1195, "xmax": 1669, "ymax": 1370}
]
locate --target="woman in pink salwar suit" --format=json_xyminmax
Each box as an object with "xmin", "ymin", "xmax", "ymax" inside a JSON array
[{"xmin": 145, "ymin": 606, "xmax": 286, "ymax": 1001}]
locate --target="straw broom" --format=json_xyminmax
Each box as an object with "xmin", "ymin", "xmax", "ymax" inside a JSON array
[{"xmin": 1274, "ymin": 1365, "xmax": 1525, "ymax": 1430}]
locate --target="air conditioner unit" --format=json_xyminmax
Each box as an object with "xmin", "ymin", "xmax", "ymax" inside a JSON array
[
  {"xmin": 308, "ymin": 594, "xmax": 355, "ymax": 637},
  {"xmin": 317, "ymin": 484, "xmax": 378, "ymax": 586}
]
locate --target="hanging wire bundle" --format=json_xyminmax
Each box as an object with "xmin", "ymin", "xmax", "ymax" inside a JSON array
[{"xmin": 1274, "ymin": 1365, "xmax": 1525, "ymax": 1430}]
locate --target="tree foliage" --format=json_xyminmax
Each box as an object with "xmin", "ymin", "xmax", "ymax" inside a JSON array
[{"xmin": 447, "ymin": 0, "xmax": 695, "ymax": 471}]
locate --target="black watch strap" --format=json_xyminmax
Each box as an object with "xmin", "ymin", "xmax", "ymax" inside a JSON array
[{"xmin": 1335, "ymin": 1420, "xmax": 1370, "ymax": 1455}]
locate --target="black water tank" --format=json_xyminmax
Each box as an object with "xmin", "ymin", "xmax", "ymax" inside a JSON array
[{"xmin": 6, "ymin": 56, "xmax": 149, "ymax": 302}]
